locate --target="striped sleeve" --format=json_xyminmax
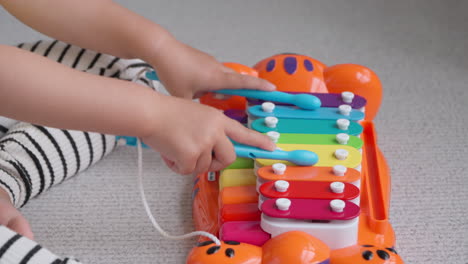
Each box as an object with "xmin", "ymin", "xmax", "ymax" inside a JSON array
[
  {"xmin": 0, "ymin": 225, "xmax": 82, "ymax": 264},
  {"xmin": 0, "ymin": 123, "xmax": 117, "ymax": 208},
  {"xmin": 0, "ymin": 117, "xmax": 19, "ymax": 138},
  {"xmin": 16, "ymin": 39, "xmax": 159, "ymax": 90},
  {"xmin": 0, "ymin": 39, "xmax": 163, "ymax": 207}
]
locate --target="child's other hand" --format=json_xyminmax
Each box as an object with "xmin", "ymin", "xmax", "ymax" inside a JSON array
[
  {"xmin": 141, "ymin": 96, "xmax": 275, "ymax": 175},
  {"xmin": 0, "ymin": 188, "xmax": 33, "ymax": 240},
  {"xmin": 148, "ymin": 38, "xmax": 275, "ymax": 99}
]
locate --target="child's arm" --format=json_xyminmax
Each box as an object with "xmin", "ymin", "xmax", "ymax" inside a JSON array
[
  {"xmin": 0, "ymin": 45, "xmax": 159, "ymax": 137},
  {"xmin": 0, "ymin": 0, "xmax": 275, "ymax": 98},
  {"xmin": 0, "ymin": 0, "xmax": 164, "ymax": 59},
  {"xmin": 0, "ymin": 45, "xmax": 274, "ymax": 174}
]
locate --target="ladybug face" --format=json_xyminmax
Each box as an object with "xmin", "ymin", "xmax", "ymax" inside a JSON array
[
  {"xmin": 331, "ymin": 244, "xmax": 403, "ymax": 264},
  {"xmin": 186, "ymin": 240, "xmax": 262, "ymax": 264},
  {"xmin": 253, "ymin": 53, "xmax": 328, "ymax": 93}
]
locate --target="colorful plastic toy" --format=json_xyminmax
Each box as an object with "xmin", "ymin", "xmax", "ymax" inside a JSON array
[
  {"xmin": 137, "ymin": 53, "xmax": 403, "ymax": 263},
  {"xmin": 191, "ymin": 54, "xmax": 404, "ymax": 263}
]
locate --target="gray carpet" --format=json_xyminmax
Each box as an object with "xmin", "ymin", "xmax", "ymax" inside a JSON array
[{"xmin": 1, "ymin": 0, "xmax": 467, "ymax": 263}]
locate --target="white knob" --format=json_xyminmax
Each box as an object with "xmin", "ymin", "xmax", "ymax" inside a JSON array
[
  {"xmin": 275, "ymin": 180, "xmax": 289, "ymax": 192},
  {"xmin": 337, "ymin": 119, "xmax": 350, "ymax": 130},
  {"xmin": 334, "ymin": 149, "xmax": 349, "ymax": 160},
  {"xmin": 276, "ymin": 198, "xmax": 291, "ymax": 211},
  {"xmin": 341, "ymin": 92, "xmax": 355, "ymax": 103},
  {"xmin": 262, "ymin": 102, "xmax": 276, "ymax": 113},
  {"xmin": 338, "ymin": 105, "xmax": 352, "ymax": 116},
  {"xmin": 265, "ymin": 116, "xmax": 278, "ymax": 128},
  {"xmin": 117, "ymin": 138, "xmax": 128, "ymax": 147},
  {"xmin": 214, "ymin": 93, "xmax": 226, "ymax": 100},
  {"xmin": 266, "ymin": 131, "xmax": 280, "ymax": 143},
  {"xmin": 330, "ymin": 182, "xmax": 345, "ymax": 193},
  {"xmin": 330, "ymin": 199, "xmax": 346, "ymax": 212},
  {"xmin": 333, "ymin": 165, "xmax": 347, "ymax": 176},
  {"xmin": 336, "ymin": 133, "xmax": 350, "ymax": 145},
  {"xmin": 272, "ymin": 163, "xmax": 287, "ymax": 175}
]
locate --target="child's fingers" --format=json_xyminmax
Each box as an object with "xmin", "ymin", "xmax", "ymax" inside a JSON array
[
  {"xmin": 176, "ymin": 152, "xmax": 198, "ymax": 175},
  {"xmin": 224, "ymin": 119, "xmax": 276, "ymax": 152},
  {"xmin": 221, "ymin": 66, "xmax": 236, "ymax": 73},
  {"xmin": 221, "ymin": 72, "xmax": 276, "ymax": 91},
  {"xmin": 194, "ymin": 150, "xmax": 212, "ymax": 175},
  {"xmin": 209, "ymin": 136, "xmax": 236, "ymax": 172},
  {"xmin": 161, "ymin": 155, "xmax": 175, "ymax": 168},
  {"xmin": 8, "ymin": 216, "xmax": 34, "ymax": 240},
  {"xmin": 161, "ymin": 155, "xmax": 178, "ymax": 172}
]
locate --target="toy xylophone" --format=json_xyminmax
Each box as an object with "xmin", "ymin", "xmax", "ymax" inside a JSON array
[{"xmin": 124, "ymin": 53, "xmax": 405, "ymax": 263}]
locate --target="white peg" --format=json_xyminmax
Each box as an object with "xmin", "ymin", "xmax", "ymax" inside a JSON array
[
  {"xmin": 266, "ymin": 131, "xmax": 280, "ymax": 143},
  {"xmin": 272, "ymin": 163, "xmax": 287, "ymax": 175},
  {"xmin": 330, "ymin": 182, "xmax": 345, "ymax": 193},
  {"xmin": 330, "ymin": 199, "xmax": 346, "ymax": 213},
  {"xmin": 336, "ymin": 133, "xmax": 350, "ymax": 145},
  {"xmin": 117, "ymin": 138, "xmax": 128, "ymax": 147},
  {"xmin": 265, "ymin": 116, "xmax": 279, "ymax": 128},
  {"xmin": 337, "ymin": 119, "xmax": 350, "ymax": 130},
  {"xmin": 276, "ymin": 198, "xmax": 291, "ymax": 211},
  {"xmin": 334, "ymin": 149, "xmax": 349, "ymax": 160},
  {"xmin": 338, "ymin": 105, "xmax": 352, "ymax": 116},
  {"xmin": 333, "ymin": 165, "xmax": 347, "ymax": 176},
  {"xmin": 341, "ymin": 91, "xmax": 355, "ymax": 103},
  {"xmin": 262, "ymin": 102, "xmax": 276, "ymax": 113},
  {"xmin": 275, "ymin": 180, "xmax": 289, "ymax": 192},
  {"xmin": 214, "ymin": 93, "xmax": 226, "ymax": 100}
]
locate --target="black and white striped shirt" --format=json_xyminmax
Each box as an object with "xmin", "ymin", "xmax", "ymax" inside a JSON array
[
  {"xmin": 0, "ymin": 40, "xmax": 160, "ymax": 263},
  {"xmin": 0, "ymin": 225, "xmax": 81, "ymax": 264}
]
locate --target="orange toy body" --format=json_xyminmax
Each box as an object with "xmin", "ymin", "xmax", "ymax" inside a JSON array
[
  {"xmin": 187, "ymin": 240, "xmax": 262, "ymax": 264},
  {"xmin": 253, "ymin": 53, "xmax": 328, "ymax": 93},
  {"xmin": 187, "ymin": 231, "xmax": 330, "ymax": 264},
  {"xmin": 324, "ymin": 64, "xmax": 382, "ymax": 121},
  {"xmin": 189, "ymin": 54, "xmax": 403, "ymax": 264}
]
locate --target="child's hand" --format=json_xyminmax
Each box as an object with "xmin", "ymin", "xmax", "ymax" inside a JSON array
[
  {"xmin": 0, "ymin": 188, "xmax": 33, "ymax": 240},
  {"xmin": 148, "ymin": 37, "xmax": 276, "ymax": 99},
  {"xmin": 141, "ymin": 96, "xmax": 275, "ymax": 175}
]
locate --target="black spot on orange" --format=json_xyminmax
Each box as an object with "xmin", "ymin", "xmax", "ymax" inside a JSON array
[
  {"xmin": 197, "ymin": 241, "xmax": 214, "ymax": 247},
  {"xmin": 362, "ymin": 250, "xmax": 373, "ymax": 260},
  {"xmin": 224, "ymin": 241, "xmax": 240, "ymax": 245},
  {"xmin": 377, "ymin": 250, "xmax": 390, "ymax": 260},
  {"xmin": 206, "ymin": 246, "xmax": 221, "ymax": 255},
  {"xmin": 225, "ymin": 248, "xmax": 235, "ymax": 258},
  {"xmin": 386, "ymin": 247, "xmax": 398, "ymax": 254}
]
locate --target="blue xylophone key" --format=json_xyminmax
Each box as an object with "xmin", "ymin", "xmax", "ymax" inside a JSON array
[{"xmin": 251, "ymin": 118, "xmax": 363, "ymax": 136}]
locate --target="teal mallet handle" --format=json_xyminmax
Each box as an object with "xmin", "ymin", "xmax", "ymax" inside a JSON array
[
  {"xmin": 216, "ymin": 89, "xmax": 321, "ymax": 110},
  {"xmin": 233, "ymin": 143, "xmax": 318, "ymax": 166},
  {"xmin": 146, "ymin": 71, "xmax": 159, "ymax": 81},
  {"xmin": 145, "ymin": 70, "xmax": 321, "ymax": 110},
  {"xmin": 118, "ymin": 135, "xmax": 318, "ymax": 166}
]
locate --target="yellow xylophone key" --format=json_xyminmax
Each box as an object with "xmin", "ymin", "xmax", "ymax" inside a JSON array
[
  {"xmin": 255, "ymin": 144, "xmax": 362, "ymax": 168},
  {"xmin": 219, "ymin": 169, "xmax": 257, "ymax": 190}
]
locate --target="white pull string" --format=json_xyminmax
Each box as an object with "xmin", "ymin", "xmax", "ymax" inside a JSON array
[
  {"xmin": 131, "ymin": 68, "xmax": 221, "ymax": 245},
  {"xmin": 135, "ymin": 138, "xmax": 221, "ymax": 245}
]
